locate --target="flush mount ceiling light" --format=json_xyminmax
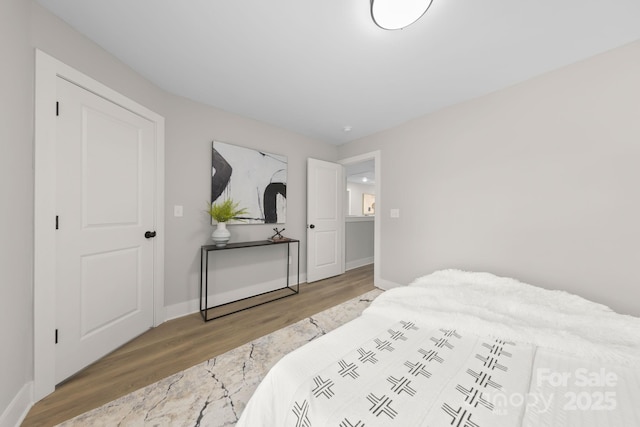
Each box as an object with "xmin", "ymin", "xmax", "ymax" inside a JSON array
[{"xmin": 371, "ymin": 0, "xmax": 433, "ymax": 30}]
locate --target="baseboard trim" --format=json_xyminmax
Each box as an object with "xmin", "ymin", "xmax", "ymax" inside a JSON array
[
  {"xmin": 374, "ymin": 277, "xmax": 402, "ymax": 290},
  {"xmin": 164, "ymin": 299, "xmax": 200, "ymax": 322},
  {"xmin": 0, "ymin": 382, "xmax": 33, "ymax": 427},
  {"xmin": 164, "ymin": 274, "xmax": 308, "ymax": 322},
  {"xmin": 346, "ymin": 257, "xmax": 374, "ymax": 271}
]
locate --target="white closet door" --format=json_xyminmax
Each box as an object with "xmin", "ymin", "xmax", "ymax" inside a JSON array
[{"xmin": 55, "ymin": 77, "xmax": 156, "ymax": 383}]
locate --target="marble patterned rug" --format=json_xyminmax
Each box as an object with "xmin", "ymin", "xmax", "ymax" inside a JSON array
[{"xmin": 58, "ymin": 288, "xmax": 384, "ymax": 427}]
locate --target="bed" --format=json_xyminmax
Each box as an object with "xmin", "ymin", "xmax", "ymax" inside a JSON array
[{"xmin": 236, "ymin": 270, "xmax": 640, "ymax": 426}]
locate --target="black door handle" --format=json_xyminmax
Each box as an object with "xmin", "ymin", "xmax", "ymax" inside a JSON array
[
  {"xmin": 145, "ymin": 231, "xmax": 157, "ymax": 239},
  {"xmin": 309, "ymin": 224, "xmax": 315, "ymax": 229}
]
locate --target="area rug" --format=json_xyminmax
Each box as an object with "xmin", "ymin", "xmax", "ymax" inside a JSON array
[{"xmin": 58, "ymin": 289, "xmax": 384, "ymax": 427}]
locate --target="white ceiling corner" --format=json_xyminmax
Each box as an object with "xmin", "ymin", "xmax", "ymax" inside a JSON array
[{"xmin": 36, "ymin": 0, "xmax": 640, "ymax": 145}]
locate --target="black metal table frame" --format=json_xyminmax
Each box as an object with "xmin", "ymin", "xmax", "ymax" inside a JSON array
[{"xmin": 199, "ymin": 239, "xmax": 300, "ymax": 322}]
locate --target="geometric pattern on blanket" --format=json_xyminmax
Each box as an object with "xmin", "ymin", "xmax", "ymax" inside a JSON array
[{"xmin": 286, "ymin": 319, "xmax": 535, "ymax": 426}]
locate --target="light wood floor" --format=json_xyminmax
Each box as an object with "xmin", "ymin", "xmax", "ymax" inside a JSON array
[{"xmin": 23, "ymin": 264, "xmax": 375, "ymax": 426}]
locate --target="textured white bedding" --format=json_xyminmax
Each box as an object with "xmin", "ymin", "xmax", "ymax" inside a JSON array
[{"xmin": 237, "ymin": 270, "xmax": 640, "ymax": 426}]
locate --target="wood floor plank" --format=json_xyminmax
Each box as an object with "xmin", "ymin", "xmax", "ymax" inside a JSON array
[{"xmin": 23, "ymin": 264, "xmax": 375, "ymax": 426}]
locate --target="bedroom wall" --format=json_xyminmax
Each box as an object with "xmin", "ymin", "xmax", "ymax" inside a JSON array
[
  {"xmin": 29, "ymin": 0, "xmax": 337, "ymax": 311},
  {"xmin": 1, "ymin": 1, "xmax": 338, "ymax": 421},
  {"xmin": 345, "ymin": 218, "xmax": 375, "ymax": 270},
  {"xmin": 339, "ymin": 39, "xmax": 640, "ymax": 317},
  {"xmin": 0, "ymin": 0, "xmax": 35, "ymax": 421},
  {"xmin": 163, "ymin": 96, "xmax": 336, "ymax": 310}
]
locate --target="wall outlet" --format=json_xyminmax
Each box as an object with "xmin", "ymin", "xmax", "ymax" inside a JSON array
[
  {"xmin": 174, "ymin": 205, "xmax": 183, "ymax": 217},
  {"xmin": 390, "ymin": 208, "xmax": 400, "ymax": 218}
]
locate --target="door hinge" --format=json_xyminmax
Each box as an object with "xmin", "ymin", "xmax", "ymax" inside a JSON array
[
  {"xmin": 56, "ymin": 101, "xmax": 59, "ymax": 117},
  {"xmin": 55, "ymin": 329, "xmax": 59, "ymax": 344},
  {"xmin": 56, "ymin": 215, "xmax": 59, "ymax": 230}
]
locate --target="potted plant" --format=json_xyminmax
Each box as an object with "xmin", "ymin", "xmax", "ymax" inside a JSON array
[{"xmin": 207, "ymin": 199, "xmax": 249, "ymax": 247}]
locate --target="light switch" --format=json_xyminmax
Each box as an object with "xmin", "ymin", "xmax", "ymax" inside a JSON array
[
  {"xmin": 174, "ymin": 205, "xmax": 183, "ymax": 217},
  {"xmin": 390, "ymin": 208, "xmax": 400, "ymax": 218}
]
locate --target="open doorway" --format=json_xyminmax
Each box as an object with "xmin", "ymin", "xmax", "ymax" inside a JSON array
[
  {"xmin": 344, "ymin": 159, "xmax": 375, "ymax": 270},
  {"xmin": 340, "ymin": 151, "xmax": 381, "ymax": 286}
]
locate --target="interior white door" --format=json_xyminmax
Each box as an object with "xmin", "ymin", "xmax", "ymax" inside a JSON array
[
  {"xmin": 55, "ymin": 77, "xmax": 156, "ymax": 383},
  {"xmin": 307, "ymin": 158, "xmax": 344, "ymax": 282}
]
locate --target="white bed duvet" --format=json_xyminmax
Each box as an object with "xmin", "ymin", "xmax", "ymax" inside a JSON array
[{"xmin": 237, "ymin": 270, "xmax": 640, "ymax": 426}]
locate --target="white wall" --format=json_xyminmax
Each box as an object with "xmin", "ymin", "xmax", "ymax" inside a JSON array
[
  {"xmin": 163, "ymin": 95, "xmax": 336, "ymax": 308},
  {"xmin": 0, "ymin": 0, "xmax": 35, "ymax": 421},
  {"xmin": 339, "ymin": 40, "xmax": 640, "ymax": 316},
  {"xmin": 345, "ymin": 218, "xmax": 375, "ymax": 270},
  {"xmin": 1, "ymin": 1, "xmax": 338, "ymax": 420},
  {"xmin": 29, "ymin": 0, "xmax": 337, "ymax": 311}
]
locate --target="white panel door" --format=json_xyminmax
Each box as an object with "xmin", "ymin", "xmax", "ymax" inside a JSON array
[
  {"xmin": 307, "ymin": 158, "xmax": 344, "ymax": 282},
  {"xmin": 55, "ymin": 77, "xmax": 156, "ymax": 383}
]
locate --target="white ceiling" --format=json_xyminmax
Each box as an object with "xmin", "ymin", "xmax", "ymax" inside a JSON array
[
  {"xmin": 346, "ymin": 159, "xmax": 376, "ymax": 185},
  {"xmin": 36, "ymin": 0, "xmax": 640, "ymax": 145}
]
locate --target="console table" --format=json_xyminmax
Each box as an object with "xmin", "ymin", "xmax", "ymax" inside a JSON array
[{"xmin": 199, "ymin": 239, "xmax": 300, "ymax": 322}]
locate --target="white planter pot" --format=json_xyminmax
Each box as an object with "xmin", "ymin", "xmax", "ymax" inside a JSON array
[{"xmin": 212, "ymin": 222, "xmax": 231, "ymax": 247}]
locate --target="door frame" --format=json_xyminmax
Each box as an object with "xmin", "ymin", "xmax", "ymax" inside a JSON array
[
  {"xmin": 33, "ymin": 49, "xmax": 165, "ymax": 400},
  {"xmin": 339, "ymin": 150, "xmax": 381, "ymax": 286}
]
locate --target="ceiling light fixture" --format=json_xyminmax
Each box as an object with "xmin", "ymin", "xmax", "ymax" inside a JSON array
[
  {"xmin": 371, "ymin": 0, "xmax": 433, "ymax": 30},
  {"xmin": 362, "ymin": 177, "xmax": 368, "ymax": 183}
]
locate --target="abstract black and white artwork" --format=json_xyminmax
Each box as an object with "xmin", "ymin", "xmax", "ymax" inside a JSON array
[{"xmin": 211, "ymin": 141, "xmax": 287, "ymax": 224}]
